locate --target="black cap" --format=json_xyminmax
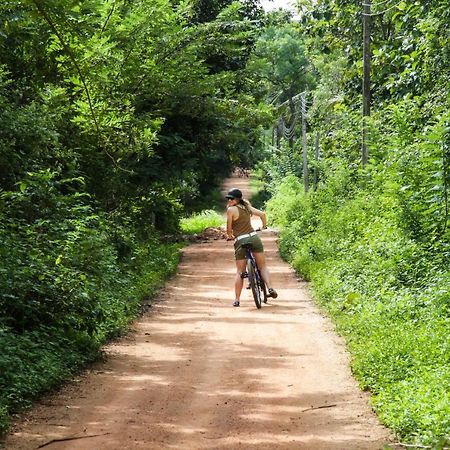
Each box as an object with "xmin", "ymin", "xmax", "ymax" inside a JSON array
[{"xmin": 225, "ymin": 188, "xmax": 243, "ymax": 199}]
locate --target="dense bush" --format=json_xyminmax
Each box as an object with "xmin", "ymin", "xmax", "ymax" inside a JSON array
[
  {"xmin": 0, "ymin": 169, "xmax": 181, "ymax": 436},
  {"xmin": 0, "ymin": 227, "xmax": 180, "ymax": 436},
  {"xmin": 266, "ymin": 165, "xmax": 450, "ymax": 445},
  {"xmin": 0, "ymin": 0, "xmax": 269, "ymax": 437},
  {"xmin": 0, "ymin": 326, "xmax": 98, "ymax": 434},
  {"xmin": 257, "ymin": 2, "xmax": 450, "ymax": 443}
]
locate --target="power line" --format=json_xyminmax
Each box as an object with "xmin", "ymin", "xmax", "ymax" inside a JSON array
[{"xmin": 275, "ymin": 92, "xmax": 310, "ymax": 141}]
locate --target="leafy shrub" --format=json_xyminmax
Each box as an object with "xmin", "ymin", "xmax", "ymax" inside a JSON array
[
  {"xmin": 0, "ymin": 324, "xmax": 99, "ymax": 435},
  {"xmin": 266, "ymin": 165, "xmax": 450, "ymax": 445},
  {"xmin": 0, "ymin": 170, "xmax": 181, "ymax": 437}
]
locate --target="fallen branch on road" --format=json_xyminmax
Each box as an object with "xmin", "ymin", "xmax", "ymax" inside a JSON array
[
  {"xmin": 37, "ymin": 432, "xmax": 111, "ymax": 448},
  {"xmin": 301, "ymin": 404, "xmax": 337, "ymax": 412}
]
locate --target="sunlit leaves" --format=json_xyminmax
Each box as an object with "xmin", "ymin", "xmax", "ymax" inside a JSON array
[{"xmin": 248, "ymin": 24, "xmax": 314, "ymax": 102}]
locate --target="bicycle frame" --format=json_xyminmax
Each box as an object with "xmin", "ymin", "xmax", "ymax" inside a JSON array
[{"xmin": 242, "ymin": 245, "xmax": 268, "ymax": 309}]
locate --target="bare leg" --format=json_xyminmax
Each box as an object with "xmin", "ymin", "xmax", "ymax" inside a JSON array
[
  {"xmin": 253, "ymin": 252, "xmax": 273, "ymax": 289},
  {"xmin": 234, "ymin": 259, "xmax": 247, "ymax": 301}
]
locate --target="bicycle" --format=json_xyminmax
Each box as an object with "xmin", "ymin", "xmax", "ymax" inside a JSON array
[{"xmin": 241, "ymin": 240, "xmax": 268, "ymax": 309}]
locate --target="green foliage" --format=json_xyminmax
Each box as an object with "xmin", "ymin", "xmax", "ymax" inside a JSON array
[
  {"xmin": 1, "ymin": 0, "xmax": 272, "ymax": 436},
  {"xmin": 0, "ymin": 325, "xmax": 99, "ymax": 434},
  {"xmin": 191, "ymin": 0, "xmax": 263, "ymax": 24},
  {"xmin": 180, "ymin": 210, "xmax": 224, "ymax": 234},
  {"xmin": 247, "ymin": 23, "xmax": 315, "ymax": 103},
  {"xmin": 2, "ymin": 0, "xmax": 448, "ymax": 445},
  {"xmin": 261, "ymin": 0, "xmax": 450, "ymax": 446},
  {"xmin": 266, "ymin": 166, "xmax": 450, "ymax": 445},
  {"xmin": 0, "ymin": 182, "xmax": 181, "ymax": 435},
  {"xmin": 0, "ymin": 0, "xmax": 271, "ymax": 224},
  {"xmin": 247, "ymin": 168, "xmax": 270, "ymax": 209}
]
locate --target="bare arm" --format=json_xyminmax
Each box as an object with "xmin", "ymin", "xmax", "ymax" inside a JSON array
[
  {"xmin": 249, "ymin": 206, "xmax": 267, "ymax": 229},
  {"xmin": 226, "ymin": 207, "xmax": 236, "ymax": 239}
]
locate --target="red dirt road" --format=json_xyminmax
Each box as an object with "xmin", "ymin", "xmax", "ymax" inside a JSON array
[{"xmin": 4, "ymin": 177, "xmax": 392, "ymax": 449}]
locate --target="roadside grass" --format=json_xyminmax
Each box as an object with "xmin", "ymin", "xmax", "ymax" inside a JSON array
[
  {"xmin": 180, "ymin": 210, "xmax": 224, "ymax": 234},
  {"xmin": 266, "ymin": 174, "xmax": 450, "ymax": 447},
  {"xmin": 0, "ymin": 237, "xmax": 181, "ymax": 438}
]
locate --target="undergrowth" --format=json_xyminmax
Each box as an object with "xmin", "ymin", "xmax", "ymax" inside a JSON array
[
  {"xmin": 0, "ymin": 175, "xmax": 181, "ymax": 436},
  {"xmin": 0, "ymin": 236, "xmax": 180, "ymax": 437},
  {"xmin": 266, "ymin": 171, "xmax": 450, "ymax": 446}
]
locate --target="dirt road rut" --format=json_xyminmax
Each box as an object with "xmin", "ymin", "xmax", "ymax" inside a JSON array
[{"xmin": 5, "ymin": 177, "xmax": 392, "ymax": 449}]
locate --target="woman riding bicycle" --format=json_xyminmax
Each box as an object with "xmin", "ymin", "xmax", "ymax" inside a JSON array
[{"xmin": 226, "ymin": 188, "xmax": 278, "ymax": 307}]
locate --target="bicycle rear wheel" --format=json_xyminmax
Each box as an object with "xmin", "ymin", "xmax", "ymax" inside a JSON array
[{"xmin": 247, "ymin": 258, "xmax": 262, "ymax": 309}]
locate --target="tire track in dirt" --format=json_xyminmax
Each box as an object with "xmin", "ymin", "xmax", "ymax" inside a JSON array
[{"xmin": 4, "ymin": 176, "xmax": 392, "ymax": 449}]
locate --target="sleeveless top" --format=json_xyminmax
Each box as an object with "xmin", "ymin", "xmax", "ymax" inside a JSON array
[{"xmin": 231, "ymin": 204, "xmax": 254, "ymax": 237}]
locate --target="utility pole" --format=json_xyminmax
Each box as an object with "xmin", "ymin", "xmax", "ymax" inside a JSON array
[
  {"xmin": 301, "ymin": 93, "xmax": 309, "ymax": 193},
  {"xmin": 362, "ymin": 0, "xmax": 371, "ymax": 166},
  {"xmin": 314, "ymin": 131, "xmax": 320, "ymax": 189},
  {"xmin": 276, "ymin": 119, "xmax": 281, "ymax": 149}
]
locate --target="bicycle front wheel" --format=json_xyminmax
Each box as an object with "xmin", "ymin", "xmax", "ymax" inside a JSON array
[{"xmin": 247, "ymin": 258, "xmax": 262, "ymax": 309}]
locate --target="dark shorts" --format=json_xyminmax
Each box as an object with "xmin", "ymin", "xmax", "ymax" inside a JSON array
[{"xmin": 234, "ymin": 234, "xmax": 264, "ymax": 260}]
